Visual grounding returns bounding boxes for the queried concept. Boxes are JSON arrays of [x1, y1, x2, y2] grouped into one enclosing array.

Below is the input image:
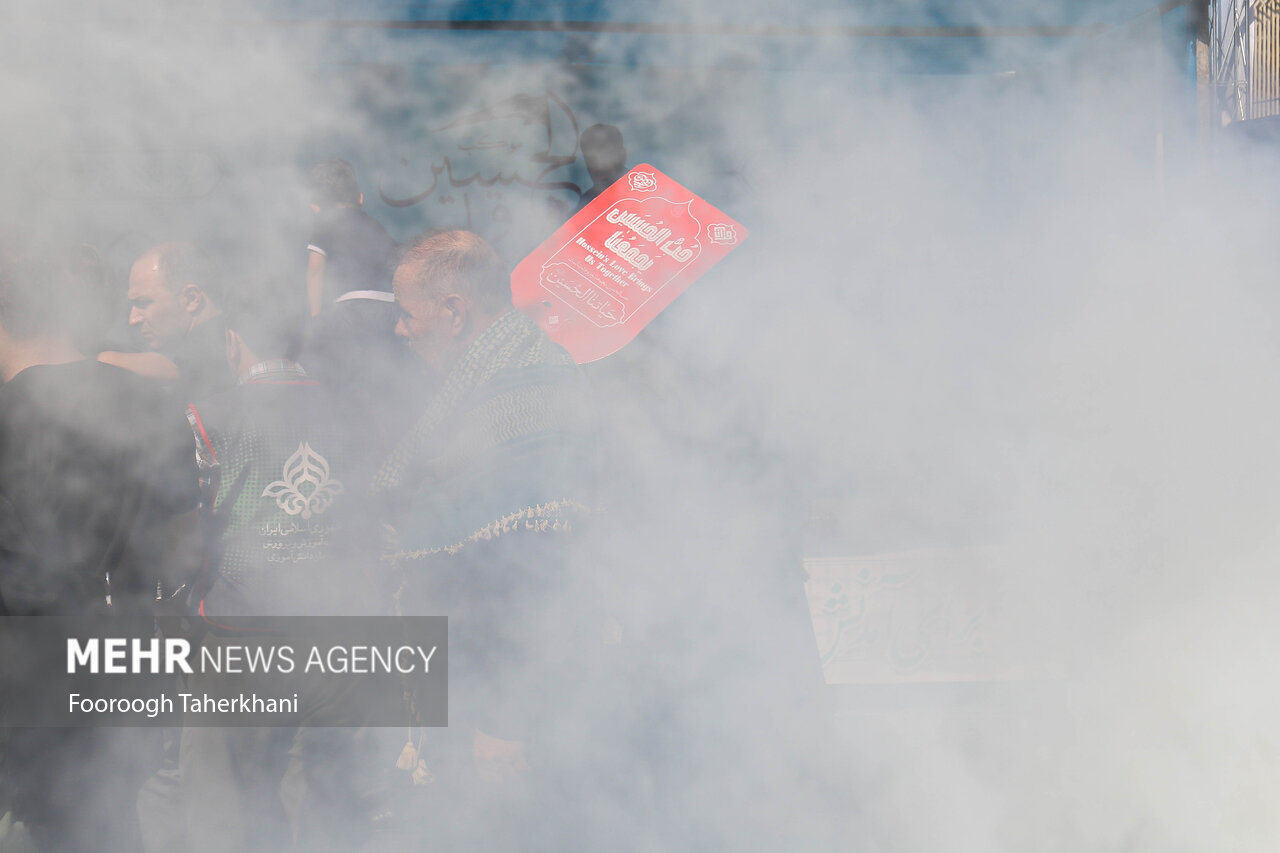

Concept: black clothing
[[0, 360, 198, 853], [300, 293, 428, 468], [172, 633, 374, 853], [170, 315, 234, 403], [307, 207, 400, 303], [0, 360, 198, 617], [572, 186, 605, 215]]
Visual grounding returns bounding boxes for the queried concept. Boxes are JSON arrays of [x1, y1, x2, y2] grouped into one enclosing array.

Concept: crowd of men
[[0, 159, 604, 852]]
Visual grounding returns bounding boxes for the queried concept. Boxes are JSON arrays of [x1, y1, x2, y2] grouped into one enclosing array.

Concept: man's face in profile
[[127, 255, 188, 352], [393, 261, 453, 375]]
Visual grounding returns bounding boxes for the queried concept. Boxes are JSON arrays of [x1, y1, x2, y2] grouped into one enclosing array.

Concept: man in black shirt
[[305, 158, 400, 316], [572, 124, 627, 214], [99, 241, 234, 403], [300, 288, 429, 468], [0, 239, 200, 853]]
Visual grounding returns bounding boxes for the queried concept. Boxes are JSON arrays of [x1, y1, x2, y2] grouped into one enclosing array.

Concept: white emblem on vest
[[262, 442, 345, 520]]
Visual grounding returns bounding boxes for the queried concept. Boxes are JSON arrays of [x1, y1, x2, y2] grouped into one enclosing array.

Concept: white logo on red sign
[[708, 223, 738, 245], [628, 172, 658, 192]]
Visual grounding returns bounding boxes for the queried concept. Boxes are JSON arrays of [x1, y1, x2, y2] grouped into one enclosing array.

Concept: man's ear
[[179, 284, 205, 316], [441, 294, 469, 336]]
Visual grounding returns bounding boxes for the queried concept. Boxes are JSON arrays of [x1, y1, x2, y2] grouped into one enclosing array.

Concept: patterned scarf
[[373, 311, 595, 561]]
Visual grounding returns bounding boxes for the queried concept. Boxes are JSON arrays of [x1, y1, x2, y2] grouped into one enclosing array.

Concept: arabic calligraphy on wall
[[376, 91, 584, 251]]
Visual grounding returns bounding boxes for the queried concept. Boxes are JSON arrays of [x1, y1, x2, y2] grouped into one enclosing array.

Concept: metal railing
[[1211, 0, 1280, 121]]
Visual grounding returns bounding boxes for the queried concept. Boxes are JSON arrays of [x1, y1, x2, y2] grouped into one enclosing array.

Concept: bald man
[[126, 242, 221, 352], [100, 241, 233, 400]]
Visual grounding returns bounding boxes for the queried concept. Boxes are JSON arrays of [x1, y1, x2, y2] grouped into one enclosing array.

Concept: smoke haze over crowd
[[2, 0, 1280, 850]]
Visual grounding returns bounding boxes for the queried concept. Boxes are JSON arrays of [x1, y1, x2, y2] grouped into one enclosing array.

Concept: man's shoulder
[[0, 362, 196, 506], [318, 206, 393, 241], [7, 358, 128, 389], [477, 361, 581, 400], [193, 379, 346, 436], [342, 208, 399, 261], [4, 360, 174, 416], [346, 206, 393, 234], [186, 381, 242, 422], [189, 377, 311, 418]]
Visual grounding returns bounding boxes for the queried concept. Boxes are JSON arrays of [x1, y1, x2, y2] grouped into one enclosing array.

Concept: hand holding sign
[[511, 164, 747, 363]]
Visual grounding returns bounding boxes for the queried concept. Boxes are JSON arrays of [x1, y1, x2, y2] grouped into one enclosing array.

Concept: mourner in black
[[0, 238, 199, 853]]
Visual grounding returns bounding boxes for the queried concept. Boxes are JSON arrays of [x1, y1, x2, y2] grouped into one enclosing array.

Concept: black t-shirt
[[0, 361, 199, 617], [307, 207, 400, 303], [301, 296, 429, 464]]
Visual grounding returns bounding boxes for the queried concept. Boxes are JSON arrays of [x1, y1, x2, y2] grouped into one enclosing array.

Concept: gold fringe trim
[[386, 500, 598, 564]]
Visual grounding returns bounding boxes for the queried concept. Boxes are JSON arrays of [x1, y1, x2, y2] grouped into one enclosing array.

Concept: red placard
[[512, 164, 747, 363]]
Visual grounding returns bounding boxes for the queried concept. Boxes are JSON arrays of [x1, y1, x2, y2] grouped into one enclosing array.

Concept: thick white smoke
[[3, 0, 1280, 850]]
